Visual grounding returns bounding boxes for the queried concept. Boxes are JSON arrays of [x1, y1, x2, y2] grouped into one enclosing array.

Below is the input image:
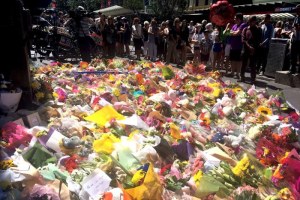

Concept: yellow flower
[[36, 130, 47, 137], [277, 188, 294, 200], [207, 83, 222, 98], [233, 87, 243, 93], [257, 106, 272, 116], [212, 88, 221, 98], [35, 92, 45, 101], [109, 74, 115, 82], [193, 170, 203, 187], [263, 147, 270, 157], [0, 160, 14, 170], [53, 92, 59, 99], [208, 82, 220, 88], [139, 85, 146, 92], [31, 81, 41, 90], [232, 154, 250, 177], [196, 75, 203, 80], [93, 133, 120, 154], [131, 169, 146, 185], [112, 88, 121, 97], [169, 123, 183, 139]]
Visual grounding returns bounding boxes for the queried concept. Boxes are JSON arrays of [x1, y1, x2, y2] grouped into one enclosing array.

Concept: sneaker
[[259, 71, 264, 76], [250, 80, 256, 85], [237, 78, 245, 83]]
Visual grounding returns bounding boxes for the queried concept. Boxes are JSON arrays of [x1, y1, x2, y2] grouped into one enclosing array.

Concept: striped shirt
[[78, 17, 93, 37]]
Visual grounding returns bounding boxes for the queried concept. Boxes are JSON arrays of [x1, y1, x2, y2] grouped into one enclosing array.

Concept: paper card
[[99, 98, 112, 106], [13, 118, 25, 126], [0, 169, 25, 183], [204, 147, 236, 166], [45, 130, 67, 153], [82, 169, 111, 199], [26, 112, 42, 128], [11, 160, 37, 178]]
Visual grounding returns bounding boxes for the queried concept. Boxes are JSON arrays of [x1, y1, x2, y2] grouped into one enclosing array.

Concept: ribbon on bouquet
[[73, 70, 129, 75]]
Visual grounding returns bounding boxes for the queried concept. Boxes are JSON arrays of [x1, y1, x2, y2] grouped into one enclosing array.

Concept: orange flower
[[79, 61, 89, 69], [273, 164, 284, 179], [272, 133, 281, 142]]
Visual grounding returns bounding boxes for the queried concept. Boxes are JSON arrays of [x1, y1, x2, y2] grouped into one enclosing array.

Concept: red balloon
[[210, 0, 235, 26]]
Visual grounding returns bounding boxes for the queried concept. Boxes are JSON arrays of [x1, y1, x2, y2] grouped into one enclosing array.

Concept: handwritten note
[[82, 169, 111, 199], [13, 118, 25, 126], [45, 130, 67, 153], [26, 112, 41, 127]]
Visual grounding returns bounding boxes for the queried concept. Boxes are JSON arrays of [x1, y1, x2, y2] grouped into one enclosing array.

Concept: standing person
[[200, 29, 213, 65], [132, 17, 143, 60], [179, 20, 189, 65], [200, 20, 208, 34], [122, 17, 131, 58], [148, 19, 159, 62], [174, 18, 182, 65], [241, 16, 262, 84], [75, 6, 94, 62], [274, 21, 283, 38], [143, 21, 150, 60], [157, 21, 167, 61], [290, 4, 300, 74], [212, 28, 223, 71], [188, 21, 195, 42], [230, 13, 248, 79], [257, 14, 274, 76], [163, 20, 170, 62], [191, 23, 203, 64], [95, 13, 106, 56], [115, 17, 124, 56], [166, 20, 178, 64], [223, 22, 233, 75], [103, 16, 117, 58]]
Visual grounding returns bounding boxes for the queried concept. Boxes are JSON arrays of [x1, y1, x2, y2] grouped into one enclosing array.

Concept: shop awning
[[94, 5, 133, 17], [244, 12, 295, 20]]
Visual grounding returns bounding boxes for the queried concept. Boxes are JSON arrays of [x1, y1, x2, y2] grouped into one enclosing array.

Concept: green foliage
[[150, 0, 189, 19], [56, 0, 101, 12], [123, 0, 144, 12]]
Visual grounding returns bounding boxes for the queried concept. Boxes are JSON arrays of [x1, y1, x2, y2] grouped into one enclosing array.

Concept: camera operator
[[70, 6, 94, 62]]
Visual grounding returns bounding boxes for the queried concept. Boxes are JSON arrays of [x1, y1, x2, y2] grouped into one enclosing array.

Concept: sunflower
[[233, 87, 243, 94], [257, 106, 273, 116]]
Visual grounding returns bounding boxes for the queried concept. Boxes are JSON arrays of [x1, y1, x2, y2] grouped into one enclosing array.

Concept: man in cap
[[74, 6, 94, 62]]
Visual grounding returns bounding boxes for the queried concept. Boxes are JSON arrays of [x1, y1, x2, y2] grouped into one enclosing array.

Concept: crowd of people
[[39, 5, 300, 84]]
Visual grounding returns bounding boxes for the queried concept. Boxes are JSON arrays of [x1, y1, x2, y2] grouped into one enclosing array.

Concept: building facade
[[186, 0, 300, 14]]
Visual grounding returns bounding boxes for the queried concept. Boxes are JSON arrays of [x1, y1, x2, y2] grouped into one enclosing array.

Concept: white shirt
[[132, 24, 142, 39], [192, 32, 204, 47]]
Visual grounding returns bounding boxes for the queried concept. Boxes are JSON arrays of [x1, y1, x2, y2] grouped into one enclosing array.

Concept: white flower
[[181, 131, 192, 138], [239, 112, 246, 119], [222, 106, 232, 116], [248, 125, 263, 139]]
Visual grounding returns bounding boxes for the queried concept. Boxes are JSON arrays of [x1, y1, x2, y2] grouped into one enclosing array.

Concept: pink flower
[[1, 122, 32, 152], [247, 85, 256, 96], [55, 88, 67, 102]]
